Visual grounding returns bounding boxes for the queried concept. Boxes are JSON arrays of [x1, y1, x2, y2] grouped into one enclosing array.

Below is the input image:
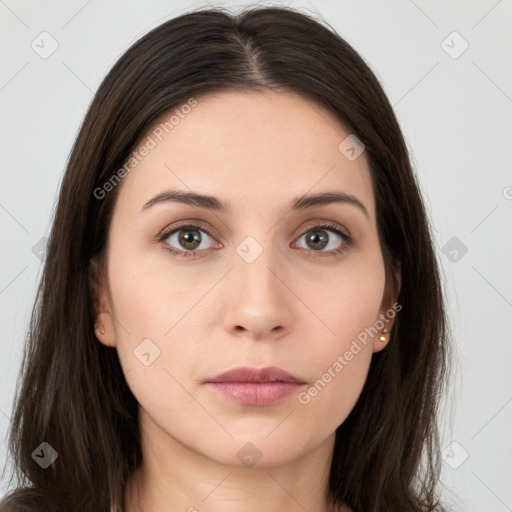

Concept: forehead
[[116, 90, 375, 219]]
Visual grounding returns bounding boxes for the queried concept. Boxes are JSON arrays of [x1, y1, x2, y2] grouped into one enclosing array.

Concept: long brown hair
[[1, 5, 453, 511]]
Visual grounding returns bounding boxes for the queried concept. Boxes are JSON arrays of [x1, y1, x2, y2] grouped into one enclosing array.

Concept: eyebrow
[[141, 189, 369, 219]]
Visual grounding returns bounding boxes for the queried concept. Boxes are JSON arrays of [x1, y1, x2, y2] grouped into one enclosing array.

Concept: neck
[[122, 408, 346, 512]]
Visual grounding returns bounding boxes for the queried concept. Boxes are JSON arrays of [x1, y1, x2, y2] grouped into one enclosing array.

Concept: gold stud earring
[[379, 328, 389, 343]]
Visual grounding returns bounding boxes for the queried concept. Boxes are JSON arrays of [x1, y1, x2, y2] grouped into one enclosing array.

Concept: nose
[[221, 245, 294, 341]]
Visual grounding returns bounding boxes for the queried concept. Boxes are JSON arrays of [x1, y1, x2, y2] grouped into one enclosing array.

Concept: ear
[[372, 264, 401, 353], [89, 257, 117, 348]]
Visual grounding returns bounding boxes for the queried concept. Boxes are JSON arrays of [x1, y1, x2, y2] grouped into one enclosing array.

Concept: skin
[[94, 90, 401, 512]]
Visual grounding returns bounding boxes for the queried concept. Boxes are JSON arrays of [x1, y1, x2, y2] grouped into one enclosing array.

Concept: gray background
[[1, 0, 511, 510]]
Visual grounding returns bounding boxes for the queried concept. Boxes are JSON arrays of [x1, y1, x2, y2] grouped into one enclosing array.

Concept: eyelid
[[158, 219, 351, 242], [296, 219, 352, 240], [157, 219, 220, 243], [158, 219, 353, 256], [291, 220, 353, 256]]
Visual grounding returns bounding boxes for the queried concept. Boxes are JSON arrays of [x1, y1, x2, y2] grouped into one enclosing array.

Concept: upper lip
[[204, 365, 306, 384]]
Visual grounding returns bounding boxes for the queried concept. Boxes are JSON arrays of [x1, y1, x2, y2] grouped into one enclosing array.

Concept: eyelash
[[158, 221, 353, 259]]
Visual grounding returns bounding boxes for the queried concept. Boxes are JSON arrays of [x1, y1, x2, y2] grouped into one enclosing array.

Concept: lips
[[204, 365, 306, 384], [203, 365, 307, 406]]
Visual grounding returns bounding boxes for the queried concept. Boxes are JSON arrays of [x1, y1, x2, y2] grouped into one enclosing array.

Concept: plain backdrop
[[1, 1, 511, 510]]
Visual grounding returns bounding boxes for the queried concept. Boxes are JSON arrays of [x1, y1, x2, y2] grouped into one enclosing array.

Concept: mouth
[[203, 365, 306, 406]]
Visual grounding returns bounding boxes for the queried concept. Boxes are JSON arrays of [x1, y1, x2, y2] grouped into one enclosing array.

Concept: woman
[[1, 5, 452, 512]]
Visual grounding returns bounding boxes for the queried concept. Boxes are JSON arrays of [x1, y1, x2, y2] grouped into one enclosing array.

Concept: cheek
[[291, 254, 384, 423], [107, 240, 209, 338], [296, 249, 385, 351], [105, 246, 217, 401], [107, 255, 208, 433]]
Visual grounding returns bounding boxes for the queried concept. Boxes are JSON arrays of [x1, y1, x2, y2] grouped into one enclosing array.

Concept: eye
[[158, 221, 352, 258], [159, 223, 220, 258], [293, 222, 352, 256]]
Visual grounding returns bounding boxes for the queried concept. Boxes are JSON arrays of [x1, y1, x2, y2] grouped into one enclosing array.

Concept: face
[[94, 90, 400, 469]]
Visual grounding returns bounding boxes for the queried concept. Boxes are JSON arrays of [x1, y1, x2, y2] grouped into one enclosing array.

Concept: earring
[[378, 328, 389, 343], [95, 325, 105, 335]]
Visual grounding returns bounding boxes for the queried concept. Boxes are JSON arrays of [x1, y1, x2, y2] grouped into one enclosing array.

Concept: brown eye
[[304, 229, 329, 250], [163, 225, 215, 254], [294, 224, 351, 255], [177, 228, 203, 250]]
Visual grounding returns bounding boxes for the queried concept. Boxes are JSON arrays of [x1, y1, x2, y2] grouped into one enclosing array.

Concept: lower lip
[[205, 381, 304, 406]]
